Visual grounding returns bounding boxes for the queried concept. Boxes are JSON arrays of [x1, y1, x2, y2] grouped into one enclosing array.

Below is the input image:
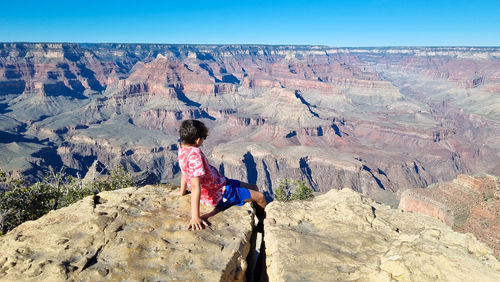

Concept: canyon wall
[[0, 43, 499, 199], [399, 174, 500, 259]]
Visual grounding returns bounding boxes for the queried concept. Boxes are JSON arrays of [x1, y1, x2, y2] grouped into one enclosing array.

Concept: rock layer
[[0, 185, 254, 281], [399, 174, 500, 260], [0, 43, 499, 198], [265, 188, 500, 281]]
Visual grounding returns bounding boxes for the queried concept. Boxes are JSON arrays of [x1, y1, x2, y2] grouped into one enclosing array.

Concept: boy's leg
[[230, 180, 266, 225], [238, 181, 259, 191], [240, 184, 266, 232], [245, 189, 267, 209], [238, 181, 266, 208]]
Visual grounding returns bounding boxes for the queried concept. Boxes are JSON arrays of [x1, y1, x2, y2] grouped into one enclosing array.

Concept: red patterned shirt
[[178, 145, 226, 206]]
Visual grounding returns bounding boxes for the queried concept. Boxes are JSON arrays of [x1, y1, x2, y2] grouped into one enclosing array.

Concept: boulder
[[0, 185, 254, 281], [265, 188, 500, 281]]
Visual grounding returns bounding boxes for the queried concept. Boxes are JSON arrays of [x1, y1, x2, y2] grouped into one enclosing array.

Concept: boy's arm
[[170, 173, 188, 196], [188, 176, 208, 230], [179, 173, 188, 195]]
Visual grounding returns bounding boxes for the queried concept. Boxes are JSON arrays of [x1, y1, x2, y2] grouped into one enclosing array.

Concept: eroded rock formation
[[399, 174, 500, 260], [265, 188, 500, 281], [0, 185, 254, 281], [0, 43, 499, 199]]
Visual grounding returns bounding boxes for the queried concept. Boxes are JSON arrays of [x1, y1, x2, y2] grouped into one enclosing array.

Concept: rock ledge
[[0, 185, 254, 281], [265, 188, 500, 281]]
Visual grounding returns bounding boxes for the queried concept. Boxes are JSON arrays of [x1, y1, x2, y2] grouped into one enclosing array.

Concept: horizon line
[[1, 42, 500, 49]]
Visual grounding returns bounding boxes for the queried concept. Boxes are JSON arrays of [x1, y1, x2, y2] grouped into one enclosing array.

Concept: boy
[[171, 119, 267, 231]]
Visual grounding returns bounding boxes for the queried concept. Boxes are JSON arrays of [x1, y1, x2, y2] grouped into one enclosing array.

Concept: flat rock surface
[[0, 185, 254, 281], [265, 188, 500, 281]]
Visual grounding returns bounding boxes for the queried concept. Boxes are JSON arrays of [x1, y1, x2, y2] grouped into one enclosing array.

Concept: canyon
[[0, 43, 499, 203]]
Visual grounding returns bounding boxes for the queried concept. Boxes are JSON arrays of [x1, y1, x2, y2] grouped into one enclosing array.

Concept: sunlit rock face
[[3, 184, 499, 281], [264, 188, 500, 281], [0, 43, 499, 198], [0, 185, 254, 281], [399, 174, 500, 260]]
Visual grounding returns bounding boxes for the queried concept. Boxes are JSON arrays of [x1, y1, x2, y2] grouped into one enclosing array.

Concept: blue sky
[[1, 0, 499, 46]]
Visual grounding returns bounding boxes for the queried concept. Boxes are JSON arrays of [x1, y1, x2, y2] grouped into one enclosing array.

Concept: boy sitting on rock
[[171, 119, 267, 231]]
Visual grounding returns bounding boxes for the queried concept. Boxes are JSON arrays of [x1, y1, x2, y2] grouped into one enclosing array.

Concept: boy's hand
[[188, 217, 209, 231]]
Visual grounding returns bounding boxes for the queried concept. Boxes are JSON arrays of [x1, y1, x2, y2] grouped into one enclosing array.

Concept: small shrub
[[0, 174, 57, 233], [291, 180, 314, 200], [58, 175, 93, 207], [274, 178, 314, 201], [0, 165, 135, 234], [275, 178, 292, 201]]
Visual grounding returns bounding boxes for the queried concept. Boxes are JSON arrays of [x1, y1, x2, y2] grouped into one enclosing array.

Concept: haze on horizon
[[1, 0, 499, 47]]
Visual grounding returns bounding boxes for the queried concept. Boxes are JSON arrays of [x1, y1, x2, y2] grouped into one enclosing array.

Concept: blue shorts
[[217, 179, 251, 207]]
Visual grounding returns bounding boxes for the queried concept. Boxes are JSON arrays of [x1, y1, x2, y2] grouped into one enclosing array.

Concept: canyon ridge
[[0, 43, 499, 203]]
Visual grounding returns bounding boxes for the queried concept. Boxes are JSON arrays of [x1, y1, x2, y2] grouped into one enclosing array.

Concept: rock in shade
[[264, 188, 500, 281], [0, 185, 254, 281]]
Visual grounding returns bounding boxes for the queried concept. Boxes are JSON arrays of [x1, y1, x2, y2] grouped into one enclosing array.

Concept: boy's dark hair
[[179, 119, 208, 145]]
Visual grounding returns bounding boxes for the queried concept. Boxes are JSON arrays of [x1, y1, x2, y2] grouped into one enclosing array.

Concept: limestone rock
[[265, 188, 500, 281], [399, 174, 500, 260], [0, 185, 254, 281]]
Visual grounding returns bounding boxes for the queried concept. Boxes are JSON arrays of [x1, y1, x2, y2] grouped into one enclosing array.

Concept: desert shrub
[[0, 166, 135, 234], [58, 175, 93, 207], [274, 178, 314, 201], [291, 180, 314, 200], [0, 177, 58, 233], [90, 165, 135, 193], [274, 178, 292, 201]]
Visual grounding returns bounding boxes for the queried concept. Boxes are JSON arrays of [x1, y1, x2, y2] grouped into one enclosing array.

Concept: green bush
[[0, 178, 58, 233], [291, 180, 314, 200], [274, 178, 292, 201], [0, 165, 135, 234], [274, 178, 314, 201]]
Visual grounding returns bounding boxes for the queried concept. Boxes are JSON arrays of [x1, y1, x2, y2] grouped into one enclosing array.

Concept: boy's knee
[[250, 190, 263, 201], [257, 191, 266, 203]]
